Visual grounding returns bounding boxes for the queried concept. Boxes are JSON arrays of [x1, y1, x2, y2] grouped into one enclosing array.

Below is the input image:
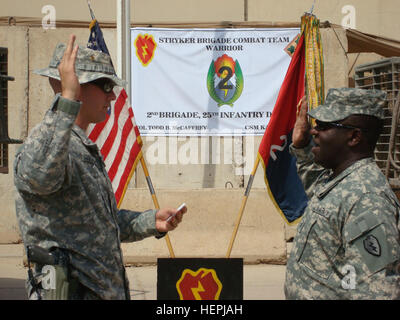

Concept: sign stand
[[157, 258, 243, 300]]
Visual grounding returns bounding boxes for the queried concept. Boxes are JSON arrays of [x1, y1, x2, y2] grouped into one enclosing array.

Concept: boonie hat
[[33, 43, 125, 87], [308, 88, 386, 122]]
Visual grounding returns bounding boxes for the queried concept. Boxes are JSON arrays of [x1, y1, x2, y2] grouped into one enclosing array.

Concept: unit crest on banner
[[134, 33, 157, 66], [207, 54, 244, 107], [284, 33, 301, 57]]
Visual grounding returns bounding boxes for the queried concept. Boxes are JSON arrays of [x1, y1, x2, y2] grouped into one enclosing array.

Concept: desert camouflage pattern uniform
[[14, 94, 163, 300], [285, 88, 400, 299]]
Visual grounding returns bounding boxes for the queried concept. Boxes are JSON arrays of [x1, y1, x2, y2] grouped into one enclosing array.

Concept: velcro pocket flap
[[345, 212, 395, 274], [346, 213, 382, 243]]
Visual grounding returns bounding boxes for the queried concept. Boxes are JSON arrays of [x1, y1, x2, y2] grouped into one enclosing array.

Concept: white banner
[[131, 28, 300, 136]]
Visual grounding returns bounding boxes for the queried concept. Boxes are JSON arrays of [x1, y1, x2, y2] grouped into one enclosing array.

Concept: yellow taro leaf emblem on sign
[[176, 268, 223, 300], [134, 34, 157, 66]]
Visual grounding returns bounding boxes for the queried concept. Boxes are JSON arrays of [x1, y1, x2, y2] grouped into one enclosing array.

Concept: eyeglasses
[[313, 120, 365, 132], [90, 78, 115, 94]]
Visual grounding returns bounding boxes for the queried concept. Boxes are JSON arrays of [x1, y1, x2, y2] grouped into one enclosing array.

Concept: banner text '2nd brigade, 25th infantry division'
[[131, 28, 300, 136]]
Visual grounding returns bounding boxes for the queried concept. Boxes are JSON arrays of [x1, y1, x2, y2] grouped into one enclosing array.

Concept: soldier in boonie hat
[[307, 87, 386, 122], [33, 42, 125, 87], [15, 35, 187, 300]]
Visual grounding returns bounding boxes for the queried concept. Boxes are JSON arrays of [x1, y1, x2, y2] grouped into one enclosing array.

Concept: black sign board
[[157, 258, 243, 300]]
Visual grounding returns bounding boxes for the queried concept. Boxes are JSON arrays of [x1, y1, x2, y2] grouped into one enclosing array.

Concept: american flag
[[86, 15, 143, 208]]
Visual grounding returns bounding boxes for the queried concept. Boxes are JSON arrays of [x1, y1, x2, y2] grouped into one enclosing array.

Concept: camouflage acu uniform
[[33, 43, 126, 86], [285, 88, 400, 299], [14, 44, 164, 300]]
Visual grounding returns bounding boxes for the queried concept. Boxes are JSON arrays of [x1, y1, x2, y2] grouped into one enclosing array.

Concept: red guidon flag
[[257, 33, 307, 225]]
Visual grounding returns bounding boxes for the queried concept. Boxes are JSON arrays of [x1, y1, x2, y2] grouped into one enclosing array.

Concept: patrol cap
[[33, 43, 126, 87], [307, 88, 386, 122]]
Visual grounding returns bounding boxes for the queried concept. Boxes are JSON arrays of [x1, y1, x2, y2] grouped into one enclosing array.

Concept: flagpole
[[139, 156, 176, 258], [87, 0, 96, 20], [124, 0, 174, 258], [226, 157, 260, 258], [116, 0, 132, 100], [116, 0, 123, 78], [124, 0, 131, 106], [115, 0, 175, 257]]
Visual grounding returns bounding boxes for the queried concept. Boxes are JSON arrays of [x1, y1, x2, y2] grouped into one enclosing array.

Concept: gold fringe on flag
[[301, 14, 325, 115]]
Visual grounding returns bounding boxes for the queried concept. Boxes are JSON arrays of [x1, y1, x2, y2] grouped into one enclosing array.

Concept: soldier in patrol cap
[[14, 35, 187, 300], [285, 87, 400, 299]]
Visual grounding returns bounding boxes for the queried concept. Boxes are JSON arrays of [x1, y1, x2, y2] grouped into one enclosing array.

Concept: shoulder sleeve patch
[[345, 213, 396, 274]]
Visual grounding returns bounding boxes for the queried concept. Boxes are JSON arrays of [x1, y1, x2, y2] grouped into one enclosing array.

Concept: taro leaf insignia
[[363, 235, 381, 257]]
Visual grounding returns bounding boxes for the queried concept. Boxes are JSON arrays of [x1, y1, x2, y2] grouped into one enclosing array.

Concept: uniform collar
[[316, 157, 374, 199], [72, 124, 99, 151]]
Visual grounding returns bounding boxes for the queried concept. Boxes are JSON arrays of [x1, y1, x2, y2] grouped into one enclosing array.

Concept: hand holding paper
[[156, 203, 187, 232]]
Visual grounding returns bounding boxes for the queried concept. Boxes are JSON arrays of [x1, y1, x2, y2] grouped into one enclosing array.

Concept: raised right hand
[[292, 96, 312, 148], [58, 34, 80, 101]]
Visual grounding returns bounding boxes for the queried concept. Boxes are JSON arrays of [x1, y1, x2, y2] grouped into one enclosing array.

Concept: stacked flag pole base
[[226, 157, 260, 258], [140, 156, 176, 258]]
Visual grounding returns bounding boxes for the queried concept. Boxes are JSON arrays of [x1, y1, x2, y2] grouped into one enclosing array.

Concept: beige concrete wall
[[28, 28, 118, 129], [320, 27, 348, 94], [121, 188, 286, 264], [133, 0, 245, 23], [248, 0, 400, 41], [0, 27, 29, 243], [1, 0, 116, 23], [2, 0, 399, 41]]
